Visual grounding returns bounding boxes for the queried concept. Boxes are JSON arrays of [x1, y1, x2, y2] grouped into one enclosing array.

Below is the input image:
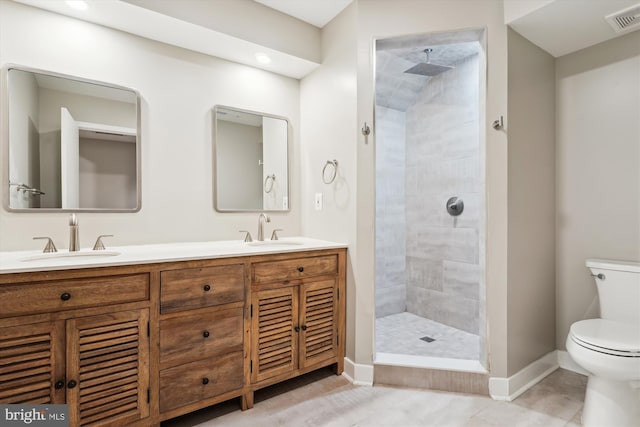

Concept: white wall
[[506, 28, 556, 375], [0, 1, 301, 250], [216, 120, 263, 210], [7, 69, 39, 209], [354, 0, 508, 376], [556, 31, 640, 350], [300, 3, 358, 361], [262, 116, 289, 210], [79, 138, 137, 209]]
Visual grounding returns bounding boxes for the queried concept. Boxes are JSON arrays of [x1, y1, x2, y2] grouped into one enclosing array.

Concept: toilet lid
[[570, 319, 640, 354]]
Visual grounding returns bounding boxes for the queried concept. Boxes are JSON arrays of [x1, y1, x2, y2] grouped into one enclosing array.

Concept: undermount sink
[[22, 250, 121, 262], [246, 240, 304, 247]]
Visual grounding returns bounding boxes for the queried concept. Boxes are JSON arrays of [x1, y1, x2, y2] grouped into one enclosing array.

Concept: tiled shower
[[374, 31, 485, 363]]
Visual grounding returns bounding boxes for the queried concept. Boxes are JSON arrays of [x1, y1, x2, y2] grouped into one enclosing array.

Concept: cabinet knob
[[203, 331, 210, 338], [297, 267, 304, 272], [67, 380, 77, 389], [60, 292, 71, 301], [294, 326, 300, 332], [301, 325, 308, 331], [203, 284, 211, 292], [202, 377, 209, 385], [54, 380, 65, 390]]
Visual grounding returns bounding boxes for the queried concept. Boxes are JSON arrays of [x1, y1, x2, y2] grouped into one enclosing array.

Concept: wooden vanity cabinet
[[246, 250, 346, 407], [0, 271, 151, 427], [0, 247, 346, 425], [157, 262, 249, 421]]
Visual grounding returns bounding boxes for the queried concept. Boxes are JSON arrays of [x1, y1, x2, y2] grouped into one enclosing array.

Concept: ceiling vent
[[605, 4, 640, 33]]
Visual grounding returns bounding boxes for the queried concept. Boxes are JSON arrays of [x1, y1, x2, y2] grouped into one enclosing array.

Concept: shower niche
[[374, 29, 486, 368]]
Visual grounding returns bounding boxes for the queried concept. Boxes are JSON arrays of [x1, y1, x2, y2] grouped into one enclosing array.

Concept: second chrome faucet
[[257, 213, 271, 241], [69, 213, 80, 252]]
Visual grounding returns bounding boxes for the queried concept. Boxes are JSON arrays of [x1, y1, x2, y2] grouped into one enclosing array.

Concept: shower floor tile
[[375, 312, 479, 360]]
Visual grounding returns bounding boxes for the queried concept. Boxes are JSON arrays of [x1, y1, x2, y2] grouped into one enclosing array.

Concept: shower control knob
[[446, 197, 464, 217]]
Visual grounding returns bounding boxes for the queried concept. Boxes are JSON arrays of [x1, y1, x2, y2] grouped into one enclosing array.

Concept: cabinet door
[[251, 287, 298, 383], [66, 309, 149, 427], [0, 321, 65, 404], [299, 279, 339, 369]]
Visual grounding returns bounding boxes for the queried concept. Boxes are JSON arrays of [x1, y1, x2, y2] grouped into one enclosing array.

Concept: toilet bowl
[[566, 259, 640, 427]]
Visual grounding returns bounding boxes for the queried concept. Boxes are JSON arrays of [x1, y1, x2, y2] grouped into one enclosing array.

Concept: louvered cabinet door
[[299, 279, 339, 369], [251, 287, 298, 383], [0, 321, 65, 404], [66, 309, 149, 427]]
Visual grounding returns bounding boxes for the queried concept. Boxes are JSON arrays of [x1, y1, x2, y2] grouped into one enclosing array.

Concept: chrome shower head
[[404, 48, 454, 77]]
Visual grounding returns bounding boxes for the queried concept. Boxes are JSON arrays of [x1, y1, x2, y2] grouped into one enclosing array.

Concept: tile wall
[[375, 106, 407, 317], [375, 52, 481, 336], [404, 54, 481, 334]]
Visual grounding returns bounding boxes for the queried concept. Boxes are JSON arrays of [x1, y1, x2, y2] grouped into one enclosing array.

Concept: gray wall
[[506, 29, 556, 375], [556, 31, 640, 351], [404, 54, 481, 335], [374, 106, 406, 318]]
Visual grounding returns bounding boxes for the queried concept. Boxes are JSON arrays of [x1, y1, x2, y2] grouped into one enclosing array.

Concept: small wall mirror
[[213, 106, 290, 212], [4, 66, 141, 212]]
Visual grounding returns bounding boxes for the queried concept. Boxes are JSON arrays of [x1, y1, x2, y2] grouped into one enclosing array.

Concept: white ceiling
[[253, 0, 353, 28], [507, 0, 640, 57]]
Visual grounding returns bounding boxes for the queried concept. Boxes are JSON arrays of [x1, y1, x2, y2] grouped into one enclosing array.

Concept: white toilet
[[566, 259, 640, 427]]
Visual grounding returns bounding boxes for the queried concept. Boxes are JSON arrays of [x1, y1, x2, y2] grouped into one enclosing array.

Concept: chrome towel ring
[[322, 160, 338, 184], [264, 174, 275, 193]]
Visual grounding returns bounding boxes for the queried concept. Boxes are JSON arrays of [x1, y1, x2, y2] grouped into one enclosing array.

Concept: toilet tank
[[586, 259, 640, 323]]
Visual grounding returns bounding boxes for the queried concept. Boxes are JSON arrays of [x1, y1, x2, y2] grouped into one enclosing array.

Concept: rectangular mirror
[[213, 105, 289, 212], [4, 66, 141, 212]]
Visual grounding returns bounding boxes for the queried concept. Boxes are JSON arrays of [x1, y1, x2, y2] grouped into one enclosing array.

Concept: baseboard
[[342, 357, 374, 386], [557, 350, 590, 376], [489, 350, 559, 401]]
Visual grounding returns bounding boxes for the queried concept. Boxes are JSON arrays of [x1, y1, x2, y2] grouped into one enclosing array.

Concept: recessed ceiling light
[[255, 53, 271, 65], [65, 0, 89, 11]]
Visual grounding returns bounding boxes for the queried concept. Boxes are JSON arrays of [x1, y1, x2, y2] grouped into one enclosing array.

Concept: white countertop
[[0, 237, 347, 275]]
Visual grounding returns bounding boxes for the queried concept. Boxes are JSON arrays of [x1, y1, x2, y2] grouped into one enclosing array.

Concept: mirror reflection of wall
[[214, 106, 289, 212], [7, 67, 140, 211]]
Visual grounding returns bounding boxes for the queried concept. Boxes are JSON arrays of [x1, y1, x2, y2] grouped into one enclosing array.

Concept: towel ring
[[264, 174, 275, 193], [322, 160, 338, 184]]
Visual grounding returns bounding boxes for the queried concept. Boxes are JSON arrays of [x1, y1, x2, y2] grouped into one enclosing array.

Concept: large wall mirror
[[4, 66, 141, 212], [213, 105, 289, 212]]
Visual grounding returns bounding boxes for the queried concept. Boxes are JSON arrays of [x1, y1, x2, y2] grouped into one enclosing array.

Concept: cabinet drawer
[[252, 255, 338, 284], [159, 351, 244, 413], [160, 307, 243, 369], [160, 264, 245, 314], [0, 274, 149, 318]]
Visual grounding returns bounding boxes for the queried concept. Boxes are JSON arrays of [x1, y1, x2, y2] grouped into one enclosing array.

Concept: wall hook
[[492, 116, 504, 130]]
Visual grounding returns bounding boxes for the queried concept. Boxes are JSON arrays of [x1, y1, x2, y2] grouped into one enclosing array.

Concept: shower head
[[404, 48, 454, 77]]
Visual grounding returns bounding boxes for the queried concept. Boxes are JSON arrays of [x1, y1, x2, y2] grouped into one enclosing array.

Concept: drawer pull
[[202, 377, 209, 385], [301, 325, 308, 331], [297, 267, 304, 272], [203, 284, 211, 292], [67, 380, 77, 389], [203, 331, 210, 338], [60, 292, 71, 301], [54, 380, 65, 390]]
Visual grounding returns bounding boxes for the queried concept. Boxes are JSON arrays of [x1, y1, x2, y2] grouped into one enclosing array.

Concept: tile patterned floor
[[376, 312, 480, 360], [162, 368, 587, 427]]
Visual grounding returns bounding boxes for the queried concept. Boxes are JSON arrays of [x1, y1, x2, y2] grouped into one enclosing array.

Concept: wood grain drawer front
[[160, 265, 245, 314], [0, 274, 150, 318], [252, 255, 338, 284], [160, 307, 243, 369], [159, 351, 244, 413]]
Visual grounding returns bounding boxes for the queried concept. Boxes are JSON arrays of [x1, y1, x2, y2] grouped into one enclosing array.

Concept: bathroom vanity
[[0, 239, 347, 426]]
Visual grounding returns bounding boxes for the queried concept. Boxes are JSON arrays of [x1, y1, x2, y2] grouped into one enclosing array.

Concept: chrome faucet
[[69, 213, 80, 251], [257, 213, 271, 241]]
